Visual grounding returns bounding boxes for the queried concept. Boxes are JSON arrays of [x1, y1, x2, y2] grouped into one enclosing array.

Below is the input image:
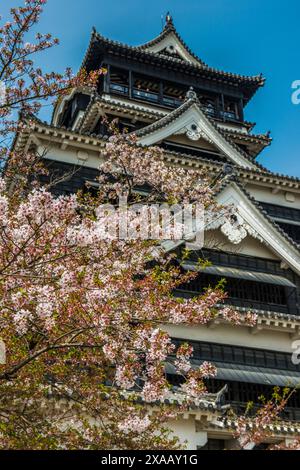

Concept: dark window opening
[[260, 203, 300, 223], [179, 273, 286, 305], [109, 67, 129, 96], [176, 273, 298, 314], [200, 439, 226, 450], [171, 339, 300, 372], [197, 91, 219, 117], [277, 222, 300, 244], [162, 80, 186, 107], [167, 374, 300, 421], [60, 93, 90, 128], [199, 93, 241, 122], [132, 73, 160, 103], [206, 379, 300, 422], [220, 98, 239, 121]]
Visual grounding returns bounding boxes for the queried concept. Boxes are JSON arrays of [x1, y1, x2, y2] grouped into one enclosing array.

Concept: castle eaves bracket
[[136, 101, 257, 170]]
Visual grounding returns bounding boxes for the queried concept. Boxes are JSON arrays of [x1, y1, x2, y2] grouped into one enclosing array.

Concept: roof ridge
[[224, 128, 272, 141], [137, 14, 207, 67]]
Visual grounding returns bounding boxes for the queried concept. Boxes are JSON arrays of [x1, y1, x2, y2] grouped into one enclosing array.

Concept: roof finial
[[185, 86, 198, 102], [165, 12, 175, 30]]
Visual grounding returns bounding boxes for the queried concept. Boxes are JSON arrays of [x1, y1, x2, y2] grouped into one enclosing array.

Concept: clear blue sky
[[3, 0, 300, 176]]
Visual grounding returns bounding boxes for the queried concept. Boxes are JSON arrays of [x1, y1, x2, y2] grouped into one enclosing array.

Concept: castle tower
[[13, 15, 300, 449]]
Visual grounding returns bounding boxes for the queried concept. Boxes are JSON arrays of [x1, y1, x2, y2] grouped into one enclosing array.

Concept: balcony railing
[[162, 95, 183, 107], [109, 83, 240, 120], [109, 83, 129, 95], [202, 105, 216, 117], [220, 109, 238, 121], [132, 88, 159, 103], [202, 106, 240, 122], [109, 83, 183, 108]]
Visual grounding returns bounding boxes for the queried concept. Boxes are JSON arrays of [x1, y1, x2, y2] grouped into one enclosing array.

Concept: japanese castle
[[13, 15, 300, 449]]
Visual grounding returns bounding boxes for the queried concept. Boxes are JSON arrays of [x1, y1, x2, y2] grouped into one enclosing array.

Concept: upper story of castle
[[52, 14, 272, 164]]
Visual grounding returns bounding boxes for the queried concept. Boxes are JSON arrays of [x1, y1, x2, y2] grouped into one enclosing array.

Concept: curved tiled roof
[[163, 147, 300, 189], [225, 128, 272, 144], [78, 94, 165, 133], [224, 418, 300, 436], [134, 96, 196, 137], [224, 129, 272, 158], [79, 94, 271, 161], [134, 93, 263, 170], [219, 304, 300, 324], [15, 111, 300, 189], [81, 28, 264, 102]]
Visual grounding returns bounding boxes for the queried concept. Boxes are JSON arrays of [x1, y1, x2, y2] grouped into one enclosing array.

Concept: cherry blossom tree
[[228, 387, 300, 450], [0, 136, 258, 448], [0, 0, 100, 178]]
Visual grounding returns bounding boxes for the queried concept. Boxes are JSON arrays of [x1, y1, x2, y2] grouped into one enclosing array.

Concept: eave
[[82, 29, 264, 104], [162, 149, 300, 191], [77, 95, 163, 134], [225, 128, 272, 158], [210, 305, 300, 337], [13, 114, 300, 193]]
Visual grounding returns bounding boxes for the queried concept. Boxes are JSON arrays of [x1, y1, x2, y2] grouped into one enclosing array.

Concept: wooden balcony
[[109, 82, 183, 109], [104, 66, 244, 121]]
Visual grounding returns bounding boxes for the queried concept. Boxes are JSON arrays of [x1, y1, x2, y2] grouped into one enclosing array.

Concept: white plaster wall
[[38, 145, 103, 169], [245, 183, 300, 209], [167, 134, 216, 151], [204, 230, 278, 260], [167, 418, 207, 450], [164, 323, 295, 354]]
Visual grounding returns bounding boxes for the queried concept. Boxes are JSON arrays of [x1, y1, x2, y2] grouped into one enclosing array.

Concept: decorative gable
[[162, 180, 300, 276], [137, 15, 205, 66], [135, 90, 257, 170], [211, 182, 300, 275]]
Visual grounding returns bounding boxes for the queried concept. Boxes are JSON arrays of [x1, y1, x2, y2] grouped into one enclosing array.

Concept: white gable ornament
[[175, 124, 213, 144], [187, 125, 212, 143], [136, 97, 256, 169], [207, 211, 263, 246], [221, 218, 248, 245]]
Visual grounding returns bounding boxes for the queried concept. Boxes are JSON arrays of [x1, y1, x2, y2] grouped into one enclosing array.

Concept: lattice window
[[277, 222, 300, 244], [179, 274, 288, 308], [172, 339, 299, 372]]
